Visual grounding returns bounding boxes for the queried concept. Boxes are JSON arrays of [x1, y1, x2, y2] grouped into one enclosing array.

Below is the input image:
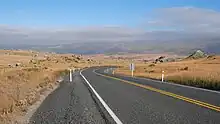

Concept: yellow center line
[[95, 72, 220, 112]]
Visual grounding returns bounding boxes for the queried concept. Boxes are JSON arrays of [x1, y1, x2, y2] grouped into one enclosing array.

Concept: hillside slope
[[0, 49, 101, 123], [116, 55, 220, 91]]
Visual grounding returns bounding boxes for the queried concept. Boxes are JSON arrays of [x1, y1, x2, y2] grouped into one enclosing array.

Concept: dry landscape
[[0, 49, 104, 123], [88, 52, 220, 91], [1, 49, 220, 123], [115, 55, 220, 90]]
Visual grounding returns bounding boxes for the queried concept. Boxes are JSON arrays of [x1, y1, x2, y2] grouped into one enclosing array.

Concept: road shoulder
[[29, 72, 107, 124]]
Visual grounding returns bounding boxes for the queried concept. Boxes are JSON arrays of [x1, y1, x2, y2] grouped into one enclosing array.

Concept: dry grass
[[0, 50, 95, 123], [2, 50, 218, 122], [116, 56, 220, 90]]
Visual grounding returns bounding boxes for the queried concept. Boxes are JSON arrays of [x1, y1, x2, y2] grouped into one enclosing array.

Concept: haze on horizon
[[0, 0, 220, 54]]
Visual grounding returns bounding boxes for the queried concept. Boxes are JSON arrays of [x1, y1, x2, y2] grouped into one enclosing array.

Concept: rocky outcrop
[[186, 50, 208, 59]]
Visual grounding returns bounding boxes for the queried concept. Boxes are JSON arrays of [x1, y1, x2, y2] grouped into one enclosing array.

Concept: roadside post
[[69, 68, 72, 82], [162, 71, 164, 82], [130, 63, 135, 77]]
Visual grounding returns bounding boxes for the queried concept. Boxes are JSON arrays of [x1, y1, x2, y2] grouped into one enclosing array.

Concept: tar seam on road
[[93, 70, 220, 112], [80, 70, 123, 124]]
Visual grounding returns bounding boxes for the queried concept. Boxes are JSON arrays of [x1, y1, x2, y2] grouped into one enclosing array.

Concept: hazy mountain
[[1, 39, 219, 55], [203, 43, 220, 54], [1, 27, 220, 55], [1, 7, 220, 55]]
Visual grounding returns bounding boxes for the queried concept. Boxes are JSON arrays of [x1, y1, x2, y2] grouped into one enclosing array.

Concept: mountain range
[[1, 38, 220, 55]]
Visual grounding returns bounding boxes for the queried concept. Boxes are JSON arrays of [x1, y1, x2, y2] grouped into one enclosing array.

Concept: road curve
[[30, 67, 220, 124], [81, 67, 220, 124]]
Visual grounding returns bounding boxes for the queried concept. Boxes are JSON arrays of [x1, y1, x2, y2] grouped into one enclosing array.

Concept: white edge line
[[80, 69, 123, 124], [95, 68, 220, 94]]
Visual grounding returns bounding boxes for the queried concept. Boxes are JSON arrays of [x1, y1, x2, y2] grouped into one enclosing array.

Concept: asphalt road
[[30, 71, 111, 124], [82, 67, 220, 124], [30, 67, 220, 124]]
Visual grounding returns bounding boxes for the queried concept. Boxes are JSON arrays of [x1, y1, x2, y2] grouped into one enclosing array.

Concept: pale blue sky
[[1, 0, 220, 45], [0, 0, 219, 27]]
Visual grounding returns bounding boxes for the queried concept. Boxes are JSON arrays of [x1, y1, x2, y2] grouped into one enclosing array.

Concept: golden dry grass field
[[1, 50, 219, 123], [115, 55, 220, 90], [0, 49, 103, 123]]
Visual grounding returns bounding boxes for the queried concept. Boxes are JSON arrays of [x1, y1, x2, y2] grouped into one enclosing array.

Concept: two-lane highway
[[81, 67, 220, 124], [30, 67, 220, 124], [30, 71, 109, 124]]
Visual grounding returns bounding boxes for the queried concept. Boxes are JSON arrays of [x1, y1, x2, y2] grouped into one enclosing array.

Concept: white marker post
[[132, 70, 134, 77], [130, 63, 135, 77], [162, 71, 164, 82], [69, 69, 72, 82]]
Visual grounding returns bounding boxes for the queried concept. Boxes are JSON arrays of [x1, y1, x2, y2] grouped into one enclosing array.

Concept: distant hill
[[186, 50, 208, 59], [1, 40, 220, 55], [203, 43, 220, 54], [41, 42, 220, 55]]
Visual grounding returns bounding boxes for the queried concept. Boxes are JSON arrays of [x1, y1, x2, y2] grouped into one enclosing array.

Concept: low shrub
[[145, 70, 155, 73], [23, 67, 40, 72], [179, 66, 189, 71], [58, 69, 69, 76], [148, 64, 156, 67]]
